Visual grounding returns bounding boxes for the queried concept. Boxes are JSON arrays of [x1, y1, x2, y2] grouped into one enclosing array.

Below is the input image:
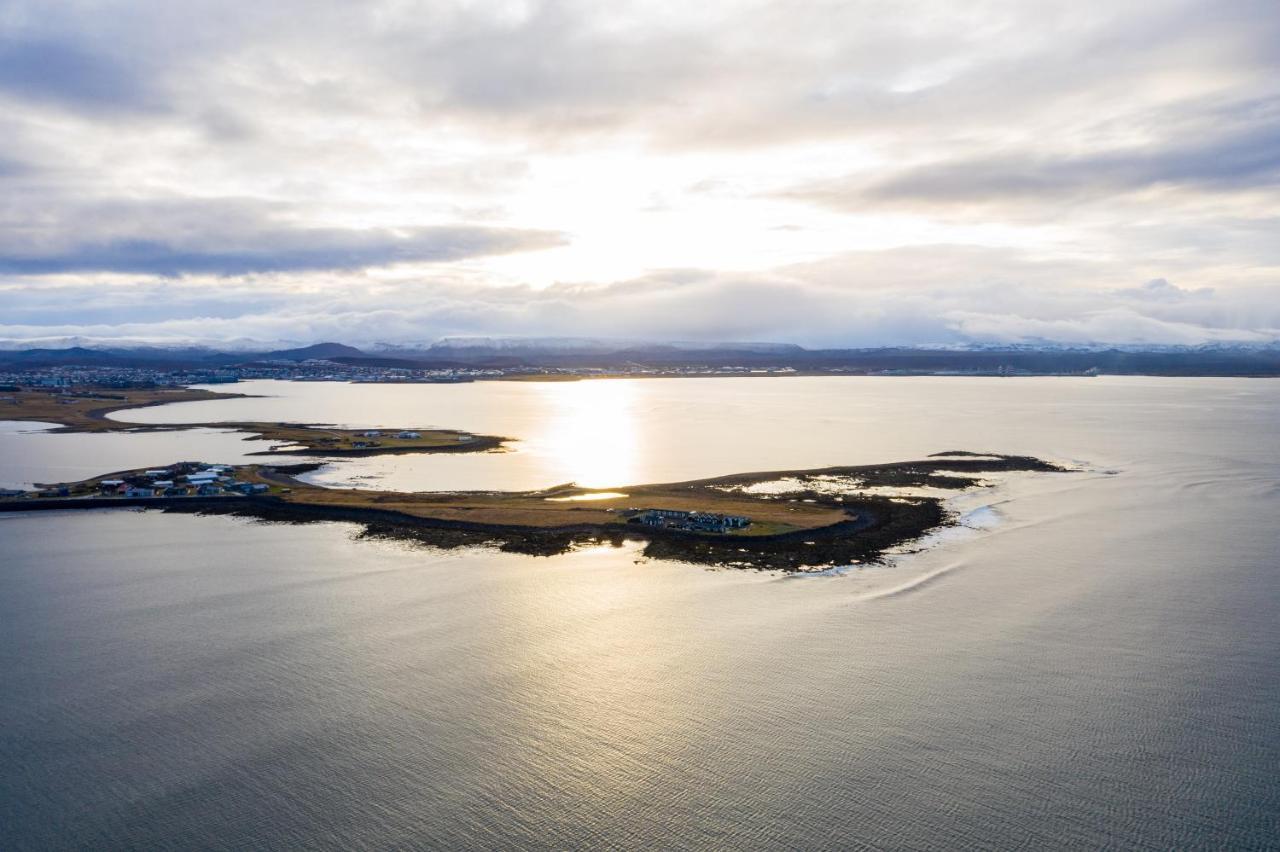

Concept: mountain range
[[2, 337, 1279, 376]]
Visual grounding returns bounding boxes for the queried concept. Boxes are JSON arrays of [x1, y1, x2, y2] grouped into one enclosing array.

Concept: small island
[[0, 451, 1070, 572]]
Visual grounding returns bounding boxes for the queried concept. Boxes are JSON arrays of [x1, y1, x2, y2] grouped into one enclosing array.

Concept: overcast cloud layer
[[0, 0, 1277, 348]]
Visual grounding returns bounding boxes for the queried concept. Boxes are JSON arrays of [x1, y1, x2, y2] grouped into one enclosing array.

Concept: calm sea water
[[2, 377, 1278, 849]]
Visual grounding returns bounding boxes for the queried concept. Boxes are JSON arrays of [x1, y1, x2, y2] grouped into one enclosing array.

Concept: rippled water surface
[[2, 377, 1278, 849]]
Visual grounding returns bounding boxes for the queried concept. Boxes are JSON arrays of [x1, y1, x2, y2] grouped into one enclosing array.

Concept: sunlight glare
[[532, 380, 640, 488]]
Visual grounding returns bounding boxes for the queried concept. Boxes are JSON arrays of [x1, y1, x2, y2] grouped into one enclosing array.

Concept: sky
[[0, 0, 1278, 349]]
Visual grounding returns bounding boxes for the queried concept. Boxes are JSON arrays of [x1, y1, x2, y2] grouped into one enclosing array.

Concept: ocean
[[2, 377, 1277, 849]]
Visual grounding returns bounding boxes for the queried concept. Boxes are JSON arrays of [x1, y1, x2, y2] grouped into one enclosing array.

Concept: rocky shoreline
[[1, 453, 1071, 572]]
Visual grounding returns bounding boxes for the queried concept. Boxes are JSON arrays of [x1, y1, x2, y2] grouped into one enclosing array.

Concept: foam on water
[[854, 561, 966, 600]]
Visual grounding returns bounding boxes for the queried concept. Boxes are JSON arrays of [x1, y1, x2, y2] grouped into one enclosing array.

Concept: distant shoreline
[[7, 340, 1280, 385]]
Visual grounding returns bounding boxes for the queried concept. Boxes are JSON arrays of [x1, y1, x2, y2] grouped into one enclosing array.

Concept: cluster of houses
[[348, 429, 476, 449], [631, 508, 751, 534], [351, 429, 425, 448], [96, 463, 269, 499], [0, 367, 238, 388]]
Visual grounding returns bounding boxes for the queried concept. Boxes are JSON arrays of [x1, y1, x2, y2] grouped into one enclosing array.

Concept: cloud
[[878, 123, 1280, 202], [780, 98, 1280, 214], [4, 1, 1273, 147], [943, 308, 1276, 347], [0, 36, 154, 112], [0, 1, 1276, 347], [2, 247, 1276, 348], [1115, 278, 1214, 302], [0, 198, 564, 275], [0, 155, 27, 177], [0, 225, 564, 276]]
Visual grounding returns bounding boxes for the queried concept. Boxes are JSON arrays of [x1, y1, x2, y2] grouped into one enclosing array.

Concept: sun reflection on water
[[531, 380, 639, 488]]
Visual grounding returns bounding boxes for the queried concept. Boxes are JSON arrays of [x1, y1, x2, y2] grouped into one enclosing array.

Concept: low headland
[[0, 387, 507, 456], [1, 449, 1070, 572], [1, 385, 1072, 571]]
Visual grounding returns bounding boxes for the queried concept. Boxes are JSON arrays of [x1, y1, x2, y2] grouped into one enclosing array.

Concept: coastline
[[0, 383, 1073, 571], [1, 453, 1071, 572], [0, 387, 510, 457]]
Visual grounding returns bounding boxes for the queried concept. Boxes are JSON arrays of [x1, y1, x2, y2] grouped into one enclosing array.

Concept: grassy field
[[9, 460, 844, 535], [222, 423, 498, 455], [0, 387, 247, 431], [251, 472, 844, 532]]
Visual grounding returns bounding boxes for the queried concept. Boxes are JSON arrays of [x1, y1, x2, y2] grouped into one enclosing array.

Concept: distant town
[[0, 361, 1108, 391], [2, 339, 1276, 385], [0, 349, 1124, 391], [0, 337, 1274, 383], [0, 361, 829, 390]]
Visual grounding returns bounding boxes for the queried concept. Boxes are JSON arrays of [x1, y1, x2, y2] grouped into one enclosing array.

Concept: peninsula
[[1, 451, 1069, 572], [0, 386, 507, 455], [1, 384, 1071, 571]]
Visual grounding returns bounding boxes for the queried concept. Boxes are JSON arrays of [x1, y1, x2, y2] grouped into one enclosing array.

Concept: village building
[[632, 509, 751, 534]]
